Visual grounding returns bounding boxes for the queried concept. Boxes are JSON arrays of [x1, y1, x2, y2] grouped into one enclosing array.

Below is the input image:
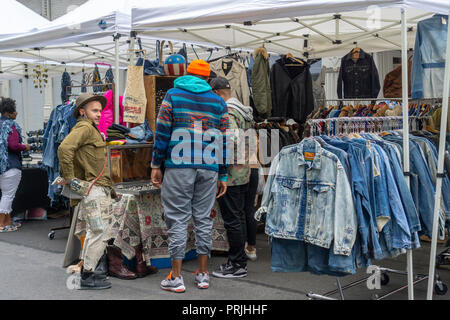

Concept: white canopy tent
[[0, 0, 49, 36], [130, 0, 449, 58], [0, 0, 448, 299], [131, 0, 449, 301]]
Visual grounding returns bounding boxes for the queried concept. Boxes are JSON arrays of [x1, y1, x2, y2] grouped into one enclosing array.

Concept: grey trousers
[[161, 168, 218, 260]]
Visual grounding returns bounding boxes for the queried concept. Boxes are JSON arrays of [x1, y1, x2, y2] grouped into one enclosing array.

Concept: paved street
[[0, 217, 449, 300]]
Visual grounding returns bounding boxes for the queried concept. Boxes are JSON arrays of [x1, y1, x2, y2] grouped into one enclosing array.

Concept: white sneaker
[[194, 271, 210, 289], [160, 272, 185, 293], [245, 248, 257, 261]]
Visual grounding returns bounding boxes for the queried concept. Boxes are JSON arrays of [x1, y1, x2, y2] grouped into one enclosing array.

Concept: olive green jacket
[[251, 47, 272, 118], [58, 118, 112, 189]]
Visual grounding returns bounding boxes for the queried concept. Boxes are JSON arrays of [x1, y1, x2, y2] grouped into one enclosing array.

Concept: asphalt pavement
[[0, 217, 449, 300]]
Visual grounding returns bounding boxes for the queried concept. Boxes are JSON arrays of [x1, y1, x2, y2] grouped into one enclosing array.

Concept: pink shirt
[[8, 126, 27, 152]]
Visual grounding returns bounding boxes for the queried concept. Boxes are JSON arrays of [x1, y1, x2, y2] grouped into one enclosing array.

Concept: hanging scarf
[[0, 118, 22, 175], [105, 67, 114, 90], [81, 71, 88, 93], [92, 65, 103, 93], [61, 70, 72, 103]]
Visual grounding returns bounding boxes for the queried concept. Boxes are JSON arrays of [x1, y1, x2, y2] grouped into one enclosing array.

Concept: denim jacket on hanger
[[257, 138, 357, 256]]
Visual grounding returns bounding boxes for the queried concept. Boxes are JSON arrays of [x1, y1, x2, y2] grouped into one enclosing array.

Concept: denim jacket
[[257, 138, 357, 256], [411, 14, 449, 99], [337, 48, 380, 99]]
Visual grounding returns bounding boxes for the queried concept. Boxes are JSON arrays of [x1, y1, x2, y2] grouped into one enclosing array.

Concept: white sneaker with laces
[[194, 271, 210, 289], [160, 272, 185, 293]]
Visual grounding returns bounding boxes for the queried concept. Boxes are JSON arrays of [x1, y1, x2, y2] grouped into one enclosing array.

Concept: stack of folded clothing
[[106, 124, 130, 144], [106, 120, 153, 145]]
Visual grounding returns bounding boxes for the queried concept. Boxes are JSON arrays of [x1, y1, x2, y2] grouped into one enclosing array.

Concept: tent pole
[[401, 8, 414, 301], [426, 12, 450, 300], [114, 33, 120, 125]]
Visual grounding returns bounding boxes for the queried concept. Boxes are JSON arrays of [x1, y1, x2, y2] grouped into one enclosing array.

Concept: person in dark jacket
[[0, 98, 30, 232]]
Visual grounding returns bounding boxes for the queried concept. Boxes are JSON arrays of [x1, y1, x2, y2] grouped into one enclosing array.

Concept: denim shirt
[[258, 138, 357, 256], [321, 137, 373, 260], [373, 144, 412, 253], [411, 14, 449, 99], [383, 135, 443, 238]]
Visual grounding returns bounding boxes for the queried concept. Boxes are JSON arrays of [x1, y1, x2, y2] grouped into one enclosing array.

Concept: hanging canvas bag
[[123, 58, 147, 124]]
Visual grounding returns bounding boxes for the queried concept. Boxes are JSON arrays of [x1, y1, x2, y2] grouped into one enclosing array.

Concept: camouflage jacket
[[227, 106, 254, 187]]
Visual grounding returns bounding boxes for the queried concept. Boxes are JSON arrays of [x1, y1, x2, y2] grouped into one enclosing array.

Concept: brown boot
[[106, 245, 138, 280], [135, 244, 158, 278]]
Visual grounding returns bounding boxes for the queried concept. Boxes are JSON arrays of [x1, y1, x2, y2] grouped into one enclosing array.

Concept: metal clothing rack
[[307, 115, 432, 136], [304, 114, 447, 299]]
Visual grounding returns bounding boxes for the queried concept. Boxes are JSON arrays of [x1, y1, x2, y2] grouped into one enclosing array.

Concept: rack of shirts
[[255, 115, 449, 299], [310, 98, 442, 133]]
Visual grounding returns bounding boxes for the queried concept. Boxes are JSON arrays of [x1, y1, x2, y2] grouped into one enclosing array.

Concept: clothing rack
[[304, 114, 446, 300], [316, 97, 443, 103], [307, 115, 431, 137]]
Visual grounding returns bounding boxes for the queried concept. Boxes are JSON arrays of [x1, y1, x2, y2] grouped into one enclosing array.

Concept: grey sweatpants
[[161, 168, 218, 260]]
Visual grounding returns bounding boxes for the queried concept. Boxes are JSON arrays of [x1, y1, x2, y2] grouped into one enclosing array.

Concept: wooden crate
[[144, 75, 179, 135]]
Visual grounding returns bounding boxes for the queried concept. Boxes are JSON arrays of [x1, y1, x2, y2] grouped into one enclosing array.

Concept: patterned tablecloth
[[110, 193, 229, 264]]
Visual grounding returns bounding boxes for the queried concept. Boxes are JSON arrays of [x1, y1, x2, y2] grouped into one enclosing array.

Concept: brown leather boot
[[135, 244, 158, 278], [106, 245, 138, 280]]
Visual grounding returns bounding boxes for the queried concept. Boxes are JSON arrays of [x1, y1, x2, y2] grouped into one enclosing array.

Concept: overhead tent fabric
[[0, 0, 49, 37], [0, 0, 131, 50], [0, 0, 49, 79], [131, 0, 447, 58], [0, 0, 229, 79]]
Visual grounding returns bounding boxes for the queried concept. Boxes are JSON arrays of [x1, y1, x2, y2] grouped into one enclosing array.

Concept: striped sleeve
[[218, 103, 230, 182], [151, 94, 173, 168]]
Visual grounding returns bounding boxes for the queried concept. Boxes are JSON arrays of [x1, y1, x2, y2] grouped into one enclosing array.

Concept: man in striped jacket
[[151, 60, 229, 293]]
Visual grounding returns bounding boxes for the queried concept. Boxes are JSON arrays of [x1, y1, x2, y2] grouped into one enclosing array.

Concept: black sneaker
[[79, 271, 112, 290], [212, 261, 247, 278]]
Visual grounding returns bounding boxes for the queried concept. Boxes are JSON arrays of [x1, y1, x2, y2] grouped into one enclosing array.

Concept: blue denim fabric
[[126, 120, 153, 144], [42, 103, 76, 206], [260, 138, 357, 255], [375, 141, 421, 236], [411, 14, 449, 99], [315, 136, 352, 184], [321, 137, 374, 261], [413, 136, 450, 218], [307, 243, 355, 276], [269, 237, 355, 276], [348, 139, 384, 259], [373, 144, 412, 251], [384, 136, 437, 237], [270, 237, 307, 272]]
